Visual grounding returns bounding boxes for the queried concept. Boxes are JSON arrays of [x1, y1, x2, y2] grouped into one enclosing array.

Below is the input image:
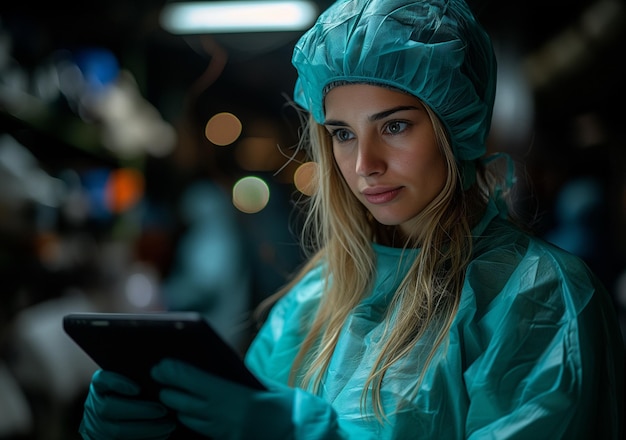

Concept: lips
[[361, 186, 403, 204]]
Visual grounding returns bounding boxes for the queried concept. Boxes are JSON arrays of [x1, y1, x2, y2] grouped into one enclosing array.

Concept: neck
[[375, 225, 410, 248]]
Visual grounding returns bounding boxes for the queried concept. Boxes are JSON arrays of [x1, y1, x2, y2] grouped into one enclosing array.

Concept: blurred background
[[0, 0, 624, 438]]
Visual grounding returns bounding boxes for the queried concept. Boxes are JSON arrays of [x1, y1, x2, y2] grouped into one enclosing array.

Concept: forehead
[[323, 84, 422, 120]]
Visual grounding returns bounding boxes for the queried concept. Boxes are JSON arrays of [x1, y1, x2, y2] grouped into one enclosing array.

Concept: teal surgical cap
[[292, 0, 497, 164]]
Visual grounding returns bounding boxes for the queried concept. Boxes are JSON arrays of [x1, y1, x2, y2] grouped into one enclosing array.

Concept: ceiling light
[[160, 1, 319, 34]]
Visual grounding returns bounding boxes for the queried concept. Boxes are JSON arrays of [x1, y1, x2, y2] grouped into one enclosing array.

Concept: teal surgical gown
[[245, 199, 625, 439]]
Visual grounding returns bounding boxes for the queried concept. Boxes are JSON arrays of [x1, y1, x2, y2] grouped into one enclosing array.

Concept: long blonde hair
[[259, 104, 498, 421]]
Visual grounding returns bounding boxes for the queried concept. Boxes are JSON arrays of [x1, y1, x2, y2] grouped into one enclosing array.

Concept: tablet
[[63, 311, 266, 399]]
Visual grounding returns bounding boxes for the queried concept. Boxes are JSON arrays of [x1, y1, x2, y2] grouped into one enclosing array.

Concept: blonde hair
[[259, 104, 501, 422]]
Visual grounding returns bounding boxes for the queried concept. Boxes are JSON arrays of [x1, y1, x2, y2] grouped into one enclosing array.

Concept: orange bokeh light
[[205, 112, 242, 146], [105, 168, 145, 213]]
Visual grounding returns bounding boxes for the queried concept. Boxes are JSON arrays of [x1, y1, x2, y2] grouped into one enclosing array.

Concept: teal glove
[[80, 369, 177, 440], [151, 358, 294, 439]]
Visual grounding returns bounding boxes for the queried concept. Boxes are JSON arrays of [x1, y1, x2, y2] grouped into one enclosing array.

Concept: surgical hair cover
[[292, 0, 497, 163]]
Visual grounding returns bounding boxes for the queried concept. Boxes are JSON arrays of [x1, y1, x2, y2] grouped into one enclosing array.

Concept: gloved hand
[[80, 369, 177, 440], [151, 358, 294, 439]]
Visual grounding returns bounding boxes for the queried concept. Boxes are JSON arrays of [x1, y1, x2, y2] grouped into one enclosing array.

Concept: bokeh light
[[232, 176, 270, 213], [125, 271, 156, 308], [294, 161, 317, 196], [105, 168, 145, 213], [205, 112, 242, 146]]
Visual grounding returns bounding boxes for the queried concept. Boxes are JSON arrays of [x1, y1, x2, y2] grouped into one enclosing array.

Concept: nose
[[355, 137, 386, 177]]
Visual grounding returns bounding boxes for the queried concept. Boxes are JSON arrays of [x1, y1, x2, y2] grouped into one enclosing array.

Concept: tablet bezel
[[63, 311, 266, 399]]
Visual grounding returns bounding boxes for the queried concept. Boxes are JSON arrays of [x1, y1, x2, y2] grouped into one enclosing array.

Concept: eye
[[330, 128, 355, 143], [384, 121, 409, 135]]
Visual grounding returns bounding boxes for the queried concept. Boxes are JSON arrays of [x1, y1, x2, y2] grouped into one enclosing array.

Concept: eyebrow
[[324, 105, 421, 126]]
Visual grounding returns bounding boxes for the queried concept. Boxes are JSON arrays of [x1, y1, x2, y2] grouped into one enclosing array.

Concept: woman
[[79, 0, 625, 438]]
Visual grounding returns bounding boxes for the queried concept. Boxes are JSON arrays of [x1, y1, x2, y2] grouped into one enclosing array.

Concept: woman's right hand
[[79, 370, 177, 440]]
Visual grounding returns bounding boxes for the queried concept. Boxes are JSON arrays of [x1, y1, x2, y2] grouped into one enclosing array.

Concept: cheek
[[392, 147, 447, 194], [414, 146, 445, 174], [424, 153, 448, 194]]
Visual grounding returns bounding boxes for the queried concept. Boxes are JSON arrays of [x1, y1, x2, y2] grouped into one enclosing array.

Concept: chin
[[371, 210, 425, 232], [370, 213, 404, 227]]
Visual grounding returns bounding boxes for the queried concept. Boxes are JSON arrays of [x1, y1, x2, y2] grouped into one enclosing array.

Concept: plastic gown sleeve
[[458, 225, 625, 439], [243, 355, 377, 440], [244, 268, 380, 440]]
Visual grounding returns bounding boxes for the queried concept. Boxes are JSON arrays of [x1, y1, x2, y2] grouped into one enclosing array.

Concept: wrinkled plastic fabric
[[292, 0, 497, 164], [245, 199, 625, 439]]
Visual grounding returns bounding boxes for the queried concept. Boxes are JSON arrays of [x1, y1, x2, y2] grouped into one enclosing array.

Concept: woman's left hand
[[150, 358, 295, 439]]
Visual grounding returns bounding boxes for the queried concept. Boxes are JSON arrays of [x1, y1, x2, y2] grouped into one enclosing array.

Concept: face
[[324, 84, 447, 236]]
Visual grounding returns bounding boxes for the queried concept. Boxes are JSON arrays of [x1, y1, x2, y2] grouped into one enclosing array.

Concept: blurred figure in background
[[158, 180, 252, 353]]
